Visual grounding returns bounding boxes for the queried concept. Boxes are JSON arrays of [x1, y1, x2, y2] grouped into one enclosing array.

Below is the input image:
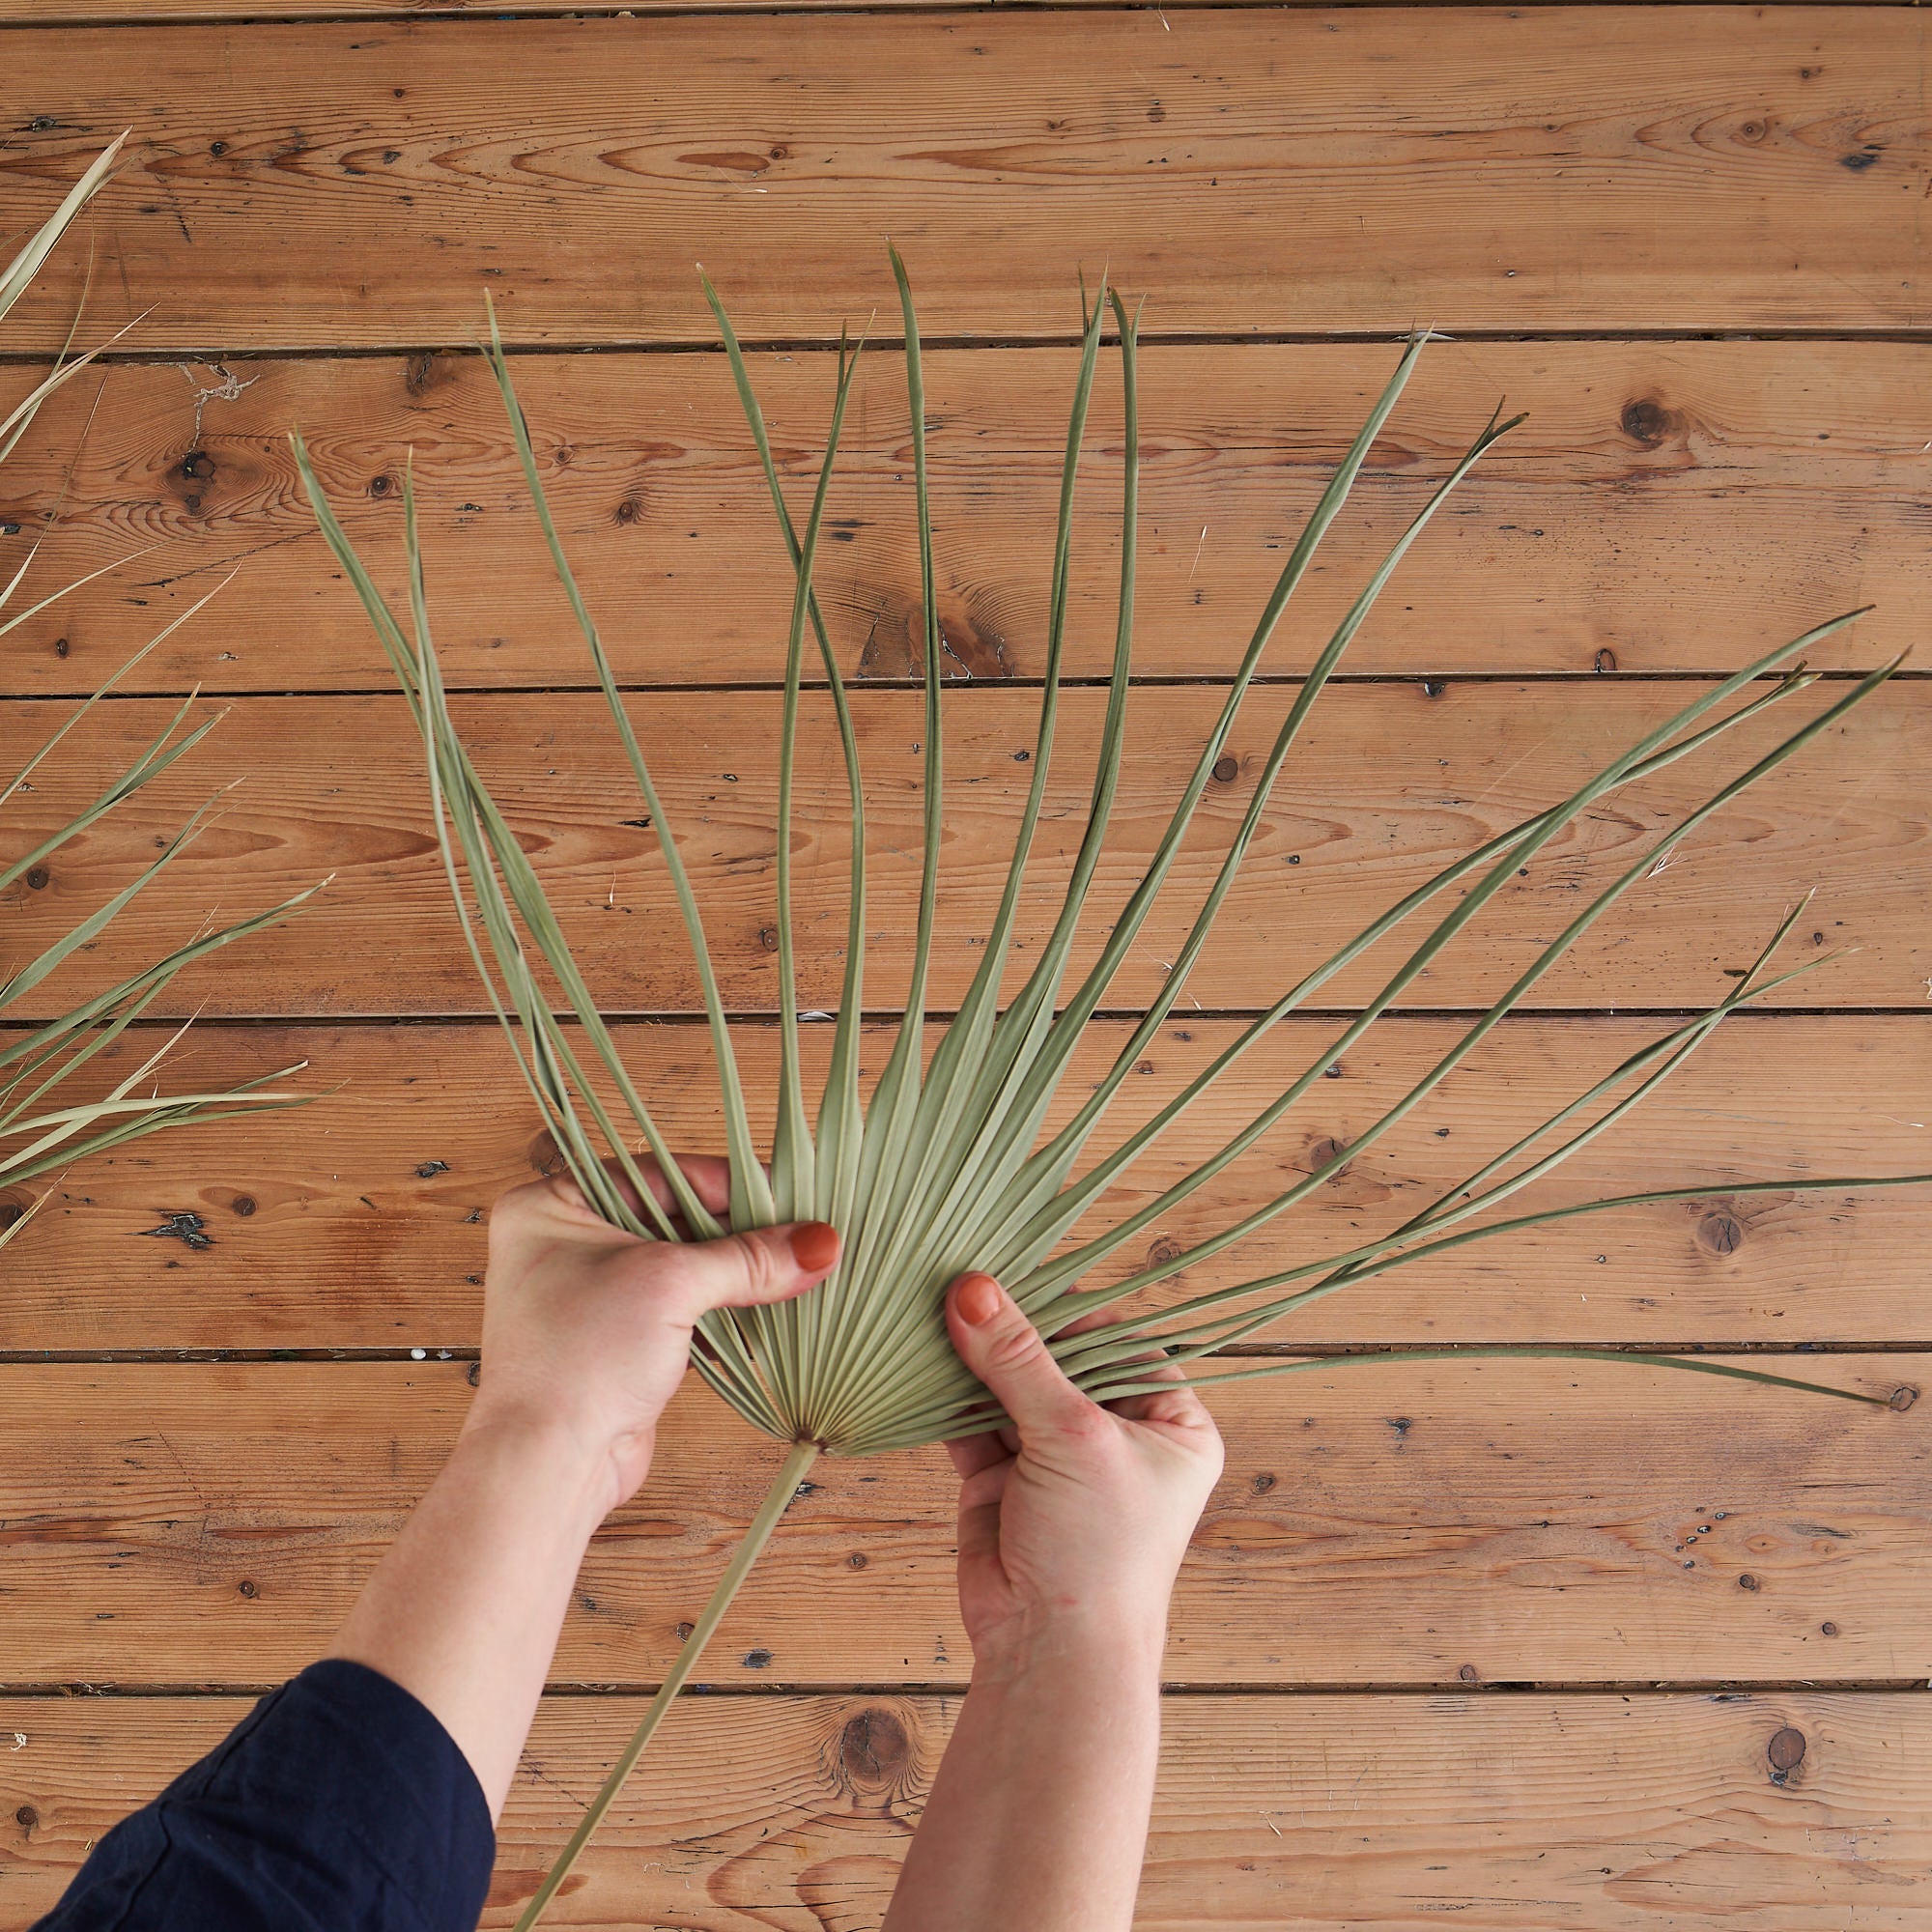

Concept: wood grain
[[2, 0, 1899, 14], [3, 680, 1926, 1019], [4, 1016, 1928, 1351], [4, 341, 1927, 695], [1, 1357, 1921, 1687], [3, 1690, 1927, 1930], [0, 12, 1925, 351]]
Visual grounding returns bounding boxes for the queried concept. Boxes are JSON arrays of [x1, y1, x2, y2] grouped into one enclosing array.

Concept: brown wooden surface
[[4, 5, 1928, 1923], [5, 680, 1926, 1020], [3, 0, 1900, 14], [4, 341, 1928, 695], [4, 1015, 1928, 1351], [4, 1690, 1927, 1930], [1, 1358, 1921, 1687], [1, 13, 1927, 352]]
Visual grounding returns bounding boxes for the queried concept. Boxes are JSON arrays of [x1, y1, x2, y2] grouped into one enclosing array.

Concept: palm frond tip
[[1, 145, 316, 1216], [299, 269, 1923, 1926]]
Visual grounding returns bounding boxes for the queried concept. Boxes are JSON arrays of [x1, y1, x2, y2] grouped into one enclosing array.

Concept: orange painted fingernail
[[955, 1272, 1004, 1326], [790, 1221, 840, 1273]]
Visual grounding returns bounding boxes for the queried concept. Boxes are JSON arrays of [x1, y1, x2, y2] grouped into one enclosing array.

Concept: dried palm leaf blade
[[298, 261, 1926, 1927], [2, 140, 318, 1245]]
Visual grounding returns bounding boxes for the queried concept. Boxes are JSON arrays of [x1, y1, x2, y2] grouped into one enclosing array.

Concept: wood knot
[[1593, 647, 1617, 674], [1696, 1210, 1743, 1256], [231, 1195, 257, 1217], [836, 1705, 913, 1799], [404, 352, 456, 400], [1738, 1572, 1760, 1591], [1146, 1236, 1184, 1268], [24, 866, 48, 891], [237, 1578, 258, 1598], [1306, 1135, 1350, 1178], [1767, 1725, 1806, 1776], [1211, 754, 1239, 783], [368, 473, 394, 498], [1888, 1384, 1918, 1412], [1458, 1662, 1480, 1684], [1619, 397, 1678, 447], [180, 449, 215, 482], [1251, 1471, 1277, 1494], [857, 588, 1011, 680], [757, 925, 780, 953], [526, 1128, 565, 1178], [15, 1805, 36, 1833]]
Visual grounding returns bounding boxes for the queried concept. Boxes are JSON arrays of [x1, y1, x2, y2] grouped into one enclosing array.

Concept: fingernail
[[790, 1221, 840, 1273], [955, 1272, 1004, 1326]]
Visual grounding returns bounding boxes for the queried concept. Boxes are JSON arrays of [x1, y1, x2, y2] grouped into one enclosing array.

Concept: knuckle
[[980, 1317, 1049, 1378], [1055, 1399, 1112, 1446], [736, 1232, 783, 1298]]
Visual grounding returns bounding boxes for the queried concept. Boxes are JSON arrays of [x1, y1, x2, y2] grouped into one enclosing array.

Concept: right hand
[[474, 1155, 840, 1516], [941, 1271, 1225, 1669]]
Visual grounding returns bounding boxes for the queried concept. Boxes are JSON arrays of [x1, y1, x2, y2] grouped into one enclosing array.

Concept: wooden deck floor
[[2, 7, 1928, 1926]]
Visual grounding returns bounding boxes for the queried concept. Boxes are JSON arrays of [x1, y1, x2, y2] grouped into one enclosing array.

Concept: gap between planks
[[1, 1678, 1928, 1698]]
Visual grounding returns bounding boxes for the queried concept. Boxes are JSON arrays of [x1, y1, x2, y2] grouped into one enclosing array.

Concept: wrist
[[970, 1603, 1169, 1694], [456, 1399, 627, 1530]]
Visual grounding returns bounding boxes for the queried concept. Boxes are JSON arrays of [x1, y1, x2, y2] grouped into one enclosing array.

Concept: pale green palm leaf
[[298, 270, 1926, 1927]]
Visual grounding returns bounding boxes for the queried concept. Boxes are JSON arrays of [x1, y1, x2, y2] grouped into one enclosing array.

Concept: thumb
[[674, 1219, 840, 1315], [946, 1271, 1096, 1438]]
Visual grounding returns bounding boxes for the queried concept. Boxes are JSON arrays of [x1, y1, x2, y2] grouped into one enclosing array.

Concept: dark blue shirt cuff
[[34, 1659, 495, 1932]]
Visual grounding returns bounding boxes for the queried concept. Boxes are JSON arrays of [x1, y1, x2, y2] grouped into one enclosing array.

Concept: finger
[[945, 1429, 1010, 1481], [945, 1272, 1099, 1440], [597, 1151, 733, 1223], [1089, 1327, 1206, 1424], [672, 1219, 841, 1315], [954, 1455, 1011, 1578], [1110, 1373, 1216, 1430], [665, 1152, 733, 1219]]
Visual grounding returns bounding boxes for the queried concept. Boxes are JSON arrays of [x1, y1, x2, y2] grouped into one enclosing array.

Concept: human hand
[[471, 1155, 840, 1516], [941, 1272, 1224, 1675]]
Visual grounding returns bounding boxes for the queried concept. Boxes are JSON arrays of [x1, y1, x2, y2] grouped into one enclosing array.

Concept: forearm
[[884, 1615, 1165, 1932], [327, 1407, 611, 1819]]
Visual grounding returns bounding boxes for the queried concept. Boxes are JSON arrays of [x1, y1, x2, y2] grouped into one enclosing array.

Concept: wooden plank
[[4, 1690, 1927, 1931], [0, 12, 1925, 351], [5, 341, 1928, 695], [4, 0, 1898, 14], [3, 681, 1926, 1019], [1, 1357, 1921, 1686], [4, 1016, 1929, 1351]]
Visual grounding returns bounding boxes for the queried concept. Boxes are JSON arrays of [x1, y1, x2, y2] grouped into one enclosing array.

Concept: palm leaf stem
[[507, 1439, 821, 1932]]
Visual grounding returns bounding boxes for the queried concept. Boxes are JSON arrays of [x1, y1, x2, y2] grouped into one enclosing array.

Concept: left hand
[[471, 1154, 840, 1515], [941, 1271, 1225, 1670]]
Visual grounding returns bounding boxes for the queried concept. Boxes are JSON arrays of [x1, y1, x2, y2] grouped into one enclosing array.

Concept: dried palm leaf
[[298, 263, 1925, 1925], [2, 143, 318, 1241]]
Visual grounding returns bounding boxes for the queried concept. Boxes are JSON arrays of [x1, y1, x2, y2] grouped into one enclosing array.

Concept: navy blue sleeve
[[33, 1659, 495, 1932]]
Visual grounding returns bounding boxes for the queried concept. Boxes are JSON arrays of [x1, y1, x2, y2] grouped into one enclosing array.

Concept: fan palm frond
[[1, 143, 319, 1240], [298, 264, 1925, 1925]]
